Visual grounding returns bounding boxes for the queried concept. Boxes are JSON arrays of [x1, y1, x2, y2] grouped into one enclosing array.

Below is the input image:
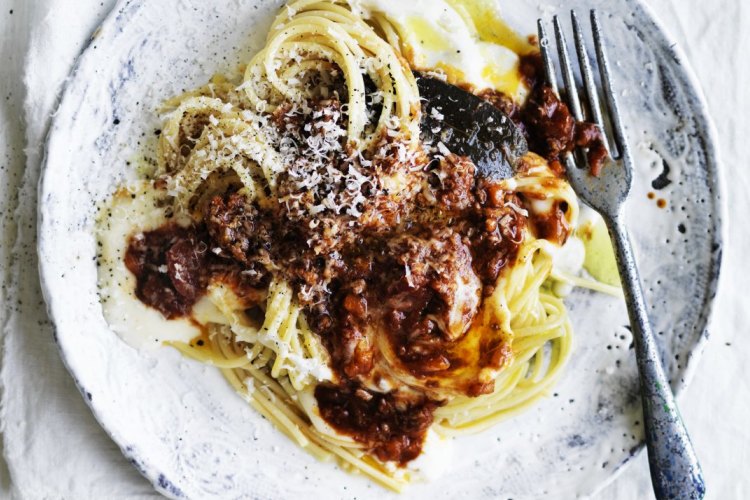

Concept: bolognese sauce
[[125, 76, 580, 463]]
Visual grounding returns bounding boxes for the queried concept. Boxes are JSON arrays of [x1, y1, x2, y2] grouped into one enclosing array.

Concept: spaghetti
[[99, 0, 613, 491]]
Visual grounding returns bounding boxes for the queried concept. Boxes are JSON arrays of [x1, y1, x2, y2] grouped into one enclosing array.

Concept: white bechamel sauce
[[406, 430, 453, 481], [97, 181, 201, 350], [550, 236, 586, 275]]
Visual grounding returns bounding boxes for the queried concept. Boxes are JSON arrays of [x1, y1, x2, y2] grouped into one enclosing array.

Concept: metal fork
[[537, 11, 705, 500]]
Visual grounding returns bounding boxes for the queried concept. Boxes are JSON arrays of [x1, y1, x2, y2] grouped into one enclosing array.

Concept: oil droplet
[[647, 192, 655, 200], [657, 198, 667, 209]]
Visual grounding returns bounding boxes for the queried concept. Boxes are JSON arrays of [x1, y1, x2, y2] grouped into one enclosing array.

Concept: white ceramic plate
[[38, 0, 723, 498]]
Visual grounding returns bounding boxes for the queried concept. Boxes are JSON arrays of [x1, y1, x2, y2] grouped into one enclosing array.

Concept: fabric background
[[0, 0, 747, 498]]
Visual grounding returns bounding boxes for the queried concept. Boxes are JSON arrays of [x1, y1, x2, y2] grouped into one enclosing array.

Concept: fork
[[537, 11, 705, 500]]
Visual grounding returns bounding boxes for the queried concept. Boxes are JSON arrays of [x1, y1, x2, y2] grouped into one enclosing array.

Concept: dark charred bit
[[416, 73, 527, 180], [124, 224, 210, 319], [314, 382, 441, 464]]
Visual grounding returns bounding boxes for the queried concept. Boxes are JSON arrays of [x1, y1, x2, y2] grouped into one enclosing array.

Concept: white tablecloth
[[0, 0, 747, 498]]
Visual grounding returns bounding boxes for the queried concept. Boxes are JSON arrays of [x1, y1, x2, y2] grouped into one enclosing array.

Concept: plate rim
[[35, 0, 725, 498]]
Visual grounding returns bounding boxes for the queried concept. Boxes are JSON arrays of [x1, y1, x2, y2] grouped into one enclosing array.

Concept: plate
[[38, 0, 723, 498]]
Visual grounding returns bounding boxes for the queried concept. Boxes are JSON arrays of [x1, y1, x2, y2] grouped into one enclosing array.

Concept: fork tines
[[537, 10, 629, 164]]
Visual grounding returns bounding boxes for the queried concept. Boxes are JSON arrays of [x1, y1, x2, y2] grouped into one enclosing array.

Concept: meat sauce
[[124, 223, 267, 319], [125, 59, 582, 464], [482, 52, 609, 176], [522, 87, 608, 176], [315, 382, 440, 464], [299, 157, 525, 390], [124, 225, 209, 319], [126, 158, 526, 461], [530, 200, 571, 246]]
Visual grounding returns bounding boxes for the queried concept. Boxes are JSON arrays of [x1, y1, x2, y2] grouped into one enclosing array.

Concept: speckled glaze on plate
[[37, 0, 723, 498]]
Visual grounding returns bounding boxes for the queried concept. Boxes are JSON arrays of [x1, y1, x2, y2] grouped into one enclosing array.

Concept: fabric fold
[[1, 0, 154, 498]]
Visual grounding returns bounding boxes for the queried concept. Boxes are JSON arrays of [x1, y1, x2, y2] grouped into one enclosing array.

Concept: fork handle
[[603, 214, 705, 500]]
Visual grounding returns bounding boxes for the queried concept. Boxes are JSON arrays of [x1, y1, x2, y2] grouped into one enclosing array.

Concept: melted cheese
[[349, 0, 530, 99]]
